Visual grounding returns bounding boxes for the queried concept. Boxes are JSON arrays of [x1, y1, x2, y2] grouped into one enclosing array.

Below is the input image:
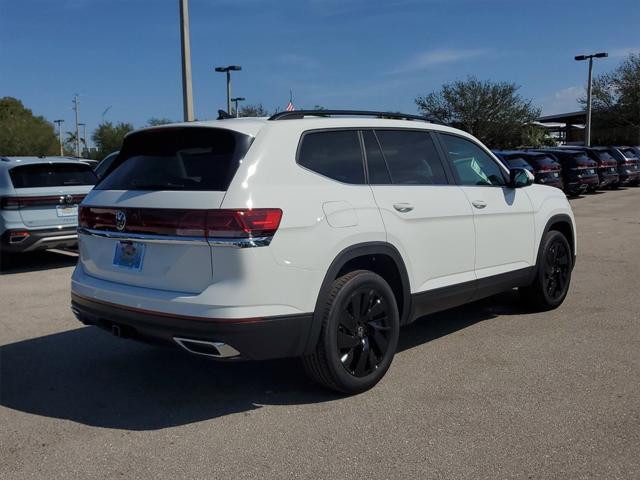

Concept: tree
[[585, 53, 640, 144], [0, 97, 59, 156], [146, 117, 173, 126], [415, 76, 541, 148], [239, 103, 269, 117], [91, 121, 134, 159]]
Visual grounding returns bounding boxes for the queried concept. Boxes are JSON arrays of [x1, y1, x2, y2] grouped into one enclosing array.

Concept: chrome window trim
[[78, 227, 272, 248]]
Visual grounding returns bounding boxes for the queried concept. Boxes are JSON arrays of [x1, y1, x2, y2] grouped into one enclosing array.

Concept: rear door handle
[[393, 203, 414, 213], [472, 200, 487, 209]]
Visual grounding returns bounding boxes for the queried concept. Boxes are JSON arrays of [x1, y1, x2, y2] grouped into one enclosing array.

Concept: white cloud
[[388, 48, 492, 74], [540, 85, 584, 116], [608, 47, 640, 58]]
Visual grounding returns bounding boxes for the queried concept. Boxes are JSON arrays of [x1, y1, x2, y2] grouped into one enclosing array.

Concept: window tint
[[298, 130, 364, 184], [375, 130, 448, 185], [362, 130, 391, 184], [97, 127, 252, 191], [440, 134, 506, 186], [9, 163, 96, 188]]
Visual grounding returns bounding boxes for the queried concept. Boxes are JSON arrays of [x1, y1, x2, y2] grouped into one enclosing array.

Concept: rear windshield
[[505, 157, 531, 169], [620, 148, 639, 160], [595, 150, 615, 162], [9, 163, 96, 188], [525, 155, 558, 169], [96, 127, 253, 191]]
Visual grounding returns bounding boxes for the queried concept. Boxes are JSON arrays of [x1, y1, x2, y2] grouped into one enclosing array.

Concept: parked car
[[494, 150, 563, 190], [94, 151, 119, 180], [609, 147, 640, 186], [533, 149, 599, 195], [71, 110, 576, 393], [557, 146, 620, 189], [0, 157, 97, 253]]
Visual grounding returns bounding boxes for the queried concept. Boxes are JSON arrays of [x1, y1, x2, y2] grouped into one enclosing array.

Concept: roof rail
[[268, 109, 440, 123]]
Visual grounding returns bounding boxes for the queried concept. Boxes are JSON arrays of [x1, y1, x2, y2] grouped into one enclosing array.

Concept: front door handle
[[393, 203, 414, 213], [472, 200, 487, 209]]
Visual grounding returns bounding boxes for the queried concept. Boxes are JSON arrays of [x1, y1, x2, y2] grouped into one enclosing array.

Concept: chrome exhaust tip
[[173, 337, 240, 359]]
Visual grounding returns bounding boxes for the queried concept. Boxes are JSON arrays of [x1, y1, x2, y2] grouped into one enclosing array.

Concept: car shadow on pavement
[[0, 291, 528, 431], [0, 249, 78, 275]]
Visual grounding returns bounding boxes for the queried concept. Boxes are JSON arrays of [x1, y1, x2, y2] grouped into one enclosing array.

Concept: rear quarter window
[[9, 163, 96, 188], [97, 127, 252, 191], [297, 130, 365, 184]]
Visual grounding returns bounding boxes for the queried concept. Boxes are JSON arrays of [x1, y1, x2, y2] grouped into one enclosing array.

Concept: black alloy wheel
[[337, 287, 392, 377], [543, 239, 570, 301], [303, 270, 400, 394], [519, 230, 573, 310]]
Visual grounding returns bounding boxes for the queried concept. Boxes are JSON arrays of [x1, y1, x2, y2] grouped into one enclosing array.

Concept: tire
[[303, 270, 400, 394], [519, 230, 573, 310]]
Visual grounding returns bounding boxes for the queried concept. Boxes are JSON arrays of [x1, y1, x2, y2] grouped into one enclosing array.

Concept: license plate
[[56, 205, 78, 217], [552, 172, 559, 178], [113, 241, 145, 271]]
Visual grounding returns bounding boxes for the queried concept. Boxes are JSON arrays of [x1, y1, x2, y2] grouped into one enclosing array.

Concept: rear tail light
[[206, 209, 282, 238], [79, 207, 283, 239], [0, 197, 20, 210]]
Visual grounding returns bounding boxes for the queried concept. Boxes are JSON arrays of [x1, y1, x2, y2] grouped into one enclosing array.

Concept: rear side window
[[9, 163, 96, 188], [97, 127, 252, 191], [375, 130, 448, 185], [297, 130, 365, 184], [440, 134, 506, 186]]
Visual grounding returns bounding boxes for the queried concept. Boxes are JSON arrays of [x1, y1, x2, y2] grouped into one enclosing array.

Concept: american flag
[[286, 101, 295, 111]]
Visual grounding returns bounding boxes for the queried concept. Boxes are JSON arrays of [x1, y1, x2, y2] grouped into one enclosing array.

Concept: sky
[[1, 0, 639, 144]]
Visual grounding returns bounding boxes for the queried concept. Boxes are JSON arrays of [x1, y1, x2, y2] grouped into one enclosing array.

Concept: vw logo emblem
[[115, 211, 127, 231], [59, 194, 74, 205]]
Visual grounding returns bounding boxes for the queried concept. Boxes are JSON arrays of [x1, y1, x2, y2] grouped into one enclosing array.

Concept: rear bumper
[[1, 227, 78, 252], [71, 292, 314, 361], [597, 171, 619, 187]]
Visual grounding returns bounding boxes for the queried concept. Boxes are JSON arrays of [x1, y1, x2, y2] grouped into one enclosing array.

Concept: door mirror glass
[[510, 168, 534, 188]]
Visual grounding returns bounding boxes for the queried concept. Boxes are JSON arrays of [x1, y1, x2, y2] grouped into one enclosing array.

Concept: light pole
[[575, 52, 608, 146], [231, 97, 245, 117], [53, 119, 64, 156], [78, 123, 87, 156], [179, 0, 194, 121], [72, 94, 81, 157], [215, 65, 242, 113]]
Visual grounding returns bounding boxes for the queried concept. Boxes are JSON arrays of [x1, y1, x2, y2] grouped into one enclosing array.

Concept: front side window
[[375, 130, 448, 185], [440, 134, 507, 186], [297, 130, 365, 184]]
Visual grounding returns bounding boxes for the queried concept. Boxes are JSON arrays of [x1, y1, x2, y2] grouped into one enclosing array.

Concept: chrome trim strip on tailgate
[[78, 227, 272, 248], [78, 227, 208, 245]]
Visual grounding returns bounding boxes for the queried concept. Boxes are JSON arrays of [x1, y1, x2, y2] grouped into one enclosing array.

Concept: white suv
[[71, 110, 576, 393]]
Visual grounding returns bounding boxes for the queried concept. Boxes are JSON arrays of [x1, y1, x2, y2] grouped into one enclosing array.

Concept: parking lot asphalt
[[1, 188, 639, 480]]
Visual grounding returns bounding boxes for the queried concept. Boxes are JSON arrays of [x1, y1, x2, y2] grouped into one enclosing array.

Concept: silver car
[[0, 157, 96, 253]]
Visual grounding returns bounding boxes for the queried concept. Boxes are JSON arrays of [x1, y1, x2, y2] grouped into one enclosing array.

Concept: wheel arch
[[303, 242, 411, 355], [533, 214, 576, 281]]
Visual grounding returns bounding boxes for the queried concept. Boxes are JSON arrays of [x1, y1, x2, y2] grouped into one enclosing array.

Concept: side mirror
[[509, 168, 534, 188]]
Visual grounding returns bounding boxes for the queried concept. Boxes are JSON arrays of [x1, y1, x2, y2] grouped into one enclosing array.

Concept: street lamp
[[231, 97, 245, 118], [78, 123, 87, 156], [215, 65, 242, 114], [575, 52, 608, 146], [53, 119, 64, 156]]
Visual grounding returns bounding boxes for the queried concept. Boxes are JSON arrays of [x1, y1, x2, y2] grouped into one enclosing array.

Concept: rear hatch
[[526, 154, 562, 184], [594, 150, 619, 173], [5, 162, 96, 228], [79, 126, 253, 293]]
